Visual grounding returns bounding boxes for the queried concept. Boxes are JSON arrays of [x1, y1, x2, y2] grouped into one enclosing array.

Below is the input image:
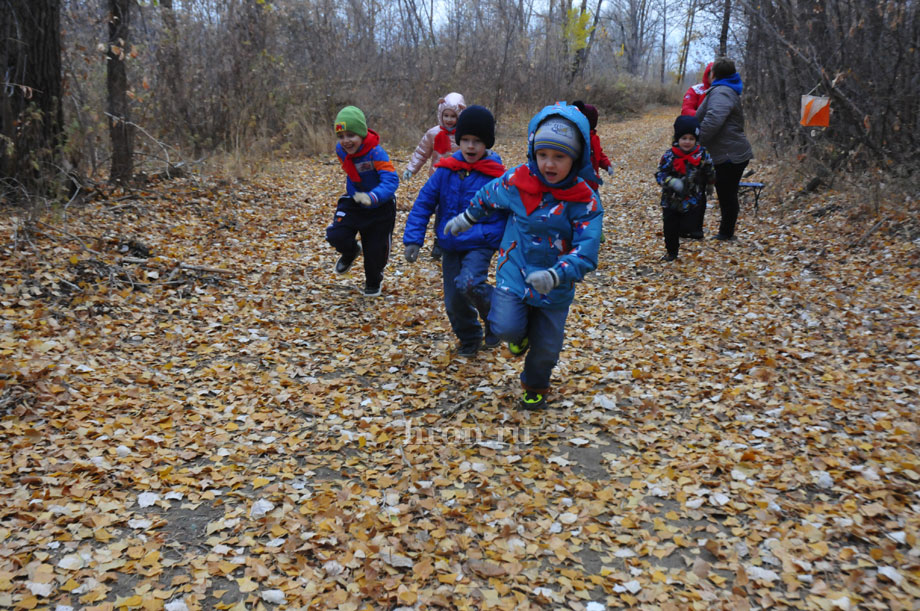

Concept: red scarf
[[339, 129, 380, 183], [508, 165, 594, 215], [670, 144, 702, 175], [433, 127, 455, 155], [434, 156, 506, 177]]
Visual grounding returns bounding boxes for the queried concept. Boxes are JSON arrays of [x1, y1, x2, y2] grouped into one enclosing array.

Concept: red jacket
[[586, 132, 611, 191], [681, 63, 713, 116]]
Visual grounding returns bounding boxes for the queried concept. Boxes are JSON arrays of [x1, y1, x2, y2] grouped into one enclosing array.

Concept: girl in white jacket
[[403, 92, 467, 181], [403, 92, 467, 259]]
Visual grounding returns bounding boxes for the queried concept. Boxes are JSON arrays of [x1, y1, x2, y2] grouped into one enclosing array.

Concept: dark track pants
[[326, 196, 396, 288]]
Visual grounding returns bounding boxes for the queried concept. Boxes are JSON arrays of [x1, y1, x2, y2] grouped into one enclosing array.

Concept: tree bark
[[0, 0, 63, 194], [719, 0, 731, 56], [107, 0, 133, 183]]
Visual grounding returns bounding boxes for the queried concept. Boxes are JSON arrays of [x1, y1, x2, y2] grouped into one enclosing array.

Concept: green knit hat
[[334, 106, 368, 138]]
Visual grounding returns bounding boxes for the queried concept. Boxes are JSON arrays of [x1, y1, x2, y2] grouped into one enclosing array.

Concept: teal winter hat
[[334, 106, 368, 138]]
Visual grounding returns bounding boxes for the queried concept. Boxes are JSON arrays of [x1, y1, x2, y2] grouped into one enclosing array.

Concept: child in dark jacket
[[444, 103, 603, 409], [572, 100, 613, 191], [655, 116, 714, 261], [326, 106, 400, 296], [403, 106, 507, 356]]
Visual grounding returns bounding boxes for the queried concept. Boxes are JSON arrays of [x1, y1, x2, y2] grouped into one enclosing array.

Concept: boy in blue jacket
[[326, 106, 400, 296], [445, 103, 603, 409], [403, 106, 507, 356]]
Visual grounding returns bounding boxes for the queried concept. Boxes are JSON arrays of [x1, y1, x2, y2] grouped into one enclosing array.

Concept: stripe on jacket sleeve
[[374, 160, 396, 173]]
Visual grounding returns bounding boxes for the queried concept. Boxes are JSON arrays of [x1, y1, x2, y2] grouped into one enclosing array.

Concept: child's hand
[[444, 211, 474, 236], [606, 166, 614, 177], [526, 269, 559, 294], [402, 170, 413, 181], [404, 244, 420, 263], [664, 177, 685, 195], [353, 192, 373, 207]]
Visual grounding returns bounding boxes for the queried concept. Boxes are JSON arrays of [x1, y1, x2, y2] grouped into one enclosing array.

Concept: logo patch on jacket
[[355, 161, 373, 173]]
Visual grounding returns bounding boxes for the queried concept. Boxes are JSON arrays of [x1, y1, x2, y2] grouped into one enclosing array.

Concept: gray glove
[[444, 211, 475, 236], [606, 166, 614, 177], [402, 169, 413, 181], [353, 192, 373, 207], [404, 244, 420, 263], [664, 177, 685, 195], [525, 269, 559, 294]]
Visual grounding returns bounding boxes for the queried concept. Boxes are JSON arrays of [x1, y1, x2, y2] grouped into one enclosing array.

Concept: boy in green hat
[[326, 105, 400, 296]]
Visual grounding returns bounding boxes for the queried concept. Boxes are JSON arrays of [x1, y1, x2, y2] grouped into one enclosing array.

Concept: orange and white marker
[[800, 95, 830, 127]]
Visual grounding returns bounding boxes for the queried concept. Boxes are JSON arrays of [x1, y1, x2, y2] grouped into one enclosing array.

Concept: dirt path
[[0, 108, 917, 610]]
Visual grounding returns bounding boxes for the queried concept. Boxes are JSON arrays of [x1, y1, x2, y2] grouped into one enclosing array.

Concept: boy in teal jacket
[[445, 103, 603, 409]]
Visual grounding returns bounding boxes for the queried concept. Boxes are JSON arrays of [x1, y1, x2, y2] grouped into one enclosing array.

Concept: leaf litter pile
[[1, 108, 918, 610]]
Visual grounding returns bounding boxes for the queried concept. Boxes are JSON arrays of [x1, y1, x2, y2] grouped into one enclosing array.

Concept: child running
[[444, 103, 603, 409], [402, 106, 507, 356], [654, 116, 714, 261], [325, 105, 399, 296], [403, 93, 467, 260]]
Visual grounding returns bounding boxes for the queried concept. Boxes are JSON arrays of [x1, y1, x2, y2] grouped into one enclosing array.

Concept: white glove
[[664, 177, 685, 195], [402, 169, 413, 181], [606, 166, 614, 177], [444, 211, 475, 236], [526, 269, 559, 294], [353, 192, 372, 207], [404, 244, 420, 263]]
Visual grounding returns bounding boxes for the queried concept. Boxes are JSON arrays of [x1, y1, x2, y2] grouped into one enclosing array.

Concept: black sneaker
[[519, 390, 546, 410], [458, 341, 480, 356], [686, 231, 704, 239], [335, 244, 361, 274], [661, 253, 678, 262], [713, 233, 736, 241], [363, 282, 382, 297]]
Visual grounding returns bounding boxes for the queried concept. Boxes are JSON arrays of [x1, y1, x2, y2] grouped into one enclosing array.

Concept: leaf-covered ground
[[1, 108, 918, 610]]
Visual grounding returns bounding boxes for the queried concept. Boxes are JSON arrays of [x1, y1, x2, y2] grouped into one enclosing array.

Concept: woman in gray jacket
[[696, 57, 753, 241]]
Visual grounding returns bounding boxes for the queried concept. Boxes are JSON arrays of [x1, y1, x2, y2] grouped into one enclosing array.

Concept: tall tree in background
[[107, 0, 133, 183], [718, 0, 731, 56], [1, 0, 63, 197]]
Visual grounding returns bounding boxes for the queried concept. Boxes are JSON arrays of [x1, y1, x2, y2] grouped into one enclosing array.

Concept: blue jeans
[[441, 248, 496, 346], [488, 288, 570, 391]]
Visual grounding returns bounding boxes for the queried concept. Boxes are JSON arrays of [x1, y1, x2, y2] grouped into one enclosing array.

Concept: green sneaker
[[507, 337, 529, 356], [519, 390, 546, 410]]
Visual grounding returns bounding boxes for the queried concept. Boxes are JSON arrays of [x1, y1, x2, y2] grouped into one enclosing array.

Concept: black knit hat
[[455, 105, 495, 149], [673, 115, 700, 142]]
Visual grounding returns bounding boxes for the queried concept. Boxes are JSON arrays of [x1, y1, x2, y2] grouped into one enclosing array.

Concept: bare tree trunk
[[107, 0, 133, 183], [677, 0, 697, 83], [1, 0, 63, 195], [156, 0, 189, 148], [660, 1, 666, 83], [719, 0, 731, 56]]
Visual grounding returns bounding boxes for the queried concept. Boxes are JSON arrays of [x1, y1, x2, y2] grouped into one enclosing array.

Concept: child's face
[[442, 109, 458, 129], [677, 134, 697, 152], [459, 135, 486, 163], [535, 149, 575, 185], [337, 130, 363, 155]]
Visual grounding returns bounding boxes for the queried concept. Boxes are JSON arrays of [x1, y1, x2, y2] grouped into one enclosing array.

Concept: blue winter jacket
[[403, 151, 507, 252], [464, 104, 603, 309], [335, 130, 399, 207]]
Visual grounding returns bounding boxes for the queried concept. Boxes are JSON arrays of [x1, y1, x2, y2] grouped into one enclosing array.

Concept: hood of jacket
[[711, 73, 743, 95], [526, 102, 597, 189], [702, 62, 713, 89], [438, 92, 467, 128]]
